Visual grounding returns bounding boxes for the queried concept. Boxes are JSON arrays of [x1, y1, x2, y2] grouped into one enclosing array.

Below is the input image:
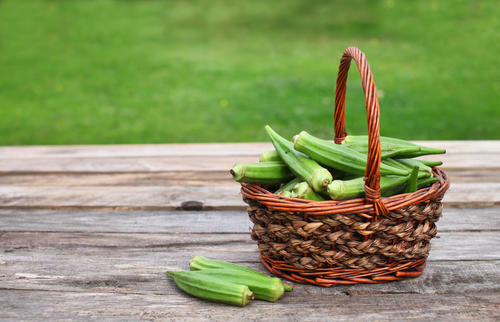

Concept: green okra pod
[[265, 125, 332, 192], [419, 160, 443, 167], [292, 131, 408, 176], [190, 256, 293, 292], [230, 161, 293, 184], [186, 268, 285, 302], [396, 158, 433, 177], [383, 158, 430, 179], [405, 166, 419, 193], [166, 270, 254, 306], [275, 177, 301, 195], [327, 175, 409, 200], [259, 150, 282, 162], [343, 135, 446, 158], [417, 176, 439, 189], [290, 182, 325, 201]]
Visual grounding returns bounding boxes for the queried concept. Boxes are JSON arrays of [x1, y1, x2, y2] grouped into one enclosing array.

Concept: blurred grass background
[[0, 0, 498, 145]]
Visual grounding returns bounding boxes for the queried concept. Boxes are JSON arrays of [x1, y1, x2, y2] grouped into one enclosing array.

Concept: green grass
[[0, 0, 498, 145]]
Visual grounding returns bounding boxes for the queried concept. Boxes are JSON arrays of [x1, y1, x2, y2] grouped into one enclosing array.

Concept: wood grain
[[0, 167, 498, 189], [0, 208, 497, 233], [0, 232, 498, 295], [0, 183, 498, 210], [0, 140, 498, 320], [0, 172, 233, 187], [1, 290, 498, 321], [0, 153, 497, 173], [0, 141, 498, 159], [1, 231, 498, 262]]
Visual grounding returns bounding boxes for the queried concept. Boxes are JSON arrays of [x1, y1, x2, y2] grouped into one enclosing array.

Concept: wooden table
[[0, 141, 499, 320]]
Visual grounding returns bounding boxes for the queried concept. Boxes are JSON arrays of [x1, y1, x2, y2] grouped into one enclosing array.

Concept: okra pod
[[166, 271, 254, 306], [190, 256, 293, 292], [290, 182, 325, 201], [327, 175, 409, 200], [275, 177, 301, 195], [405, 166, 419, 193], [383, 158, 430, 179], [396, 158, 433, 177], [259, 150, 282, 162], [347, 144, 420, 159], [419, 160, 443, 167], [265, 125, 332, 192], [293, 131, 408, 176], [343, 135, 446, 158], [230, 161, 293, 184], [187, 268, 285, 302], [417, 176, 439, 189]]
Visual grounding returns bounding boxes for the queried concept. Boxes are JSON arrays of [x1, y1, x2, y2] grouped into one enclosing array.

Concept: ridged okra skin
[[190, 256, 293, 292], [396, 158, 433, 176], [291, 182, 325, 201], [327, 175, 409, 200], [166, 271, 254, 306], [420, 160, 443, 167], [230, 161, 294, 184], [275, 177, 301, 195], [382, 158, 430, 179], [265, 125, 332, 192], [343, 135, 446, 158], [293, 131, 408, 176], [259, 150, 281, 162], [186, 268, 284, 302], [417, 176, 439, 189], [190, 256, 264, 275], [405, 166, 419, 193]]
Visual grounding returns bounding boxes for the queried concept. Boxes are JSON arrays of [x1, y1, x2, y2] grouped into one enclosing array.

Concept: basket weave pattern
[[240, 47, 450, 286], [247, 197, 442, 270]]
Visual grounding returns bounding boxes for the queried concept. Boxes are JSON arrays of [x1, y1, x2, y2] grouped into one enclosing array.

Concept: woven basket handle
[[333, 46, 388, 216]]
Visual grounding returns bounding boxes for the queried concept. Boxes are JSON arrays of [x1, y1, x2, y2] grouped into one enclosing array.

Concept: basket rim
[[241, 167, 450, 217]]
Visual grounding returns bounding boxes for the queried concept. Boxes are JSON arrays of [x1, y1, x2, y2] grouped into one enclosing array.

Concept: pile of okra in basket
[[166, 126, 446, 307], [231, 125, 445, 199]]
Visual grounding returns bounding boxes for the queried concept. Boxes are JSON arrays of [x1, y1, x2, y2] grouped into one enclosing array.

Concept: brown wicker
[[240, 46, 450, 286]]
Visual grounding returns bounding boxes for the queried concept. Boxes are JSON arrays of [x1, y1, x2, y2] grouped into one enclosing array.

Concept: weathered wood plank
[[1, 260, 498, 297], [0, 185, 243, 210], [0, 183, 498, 210], [0, 167, 497, 189], [0, 141, 497, 159], [0, 155, 257, 173], [1, 290, 498, 321], [0, 172, 233, 187], [1, 231, 498, 262], [0, 208, 497, 233], [0, 142, 274, 159], [0, 232, 498, 296], [0, 153, 497, 173]]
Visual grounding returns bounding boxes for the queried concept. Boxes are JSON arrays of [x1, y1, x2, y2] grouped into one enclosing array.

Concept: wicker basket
[[240, 46, 450, 286]]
